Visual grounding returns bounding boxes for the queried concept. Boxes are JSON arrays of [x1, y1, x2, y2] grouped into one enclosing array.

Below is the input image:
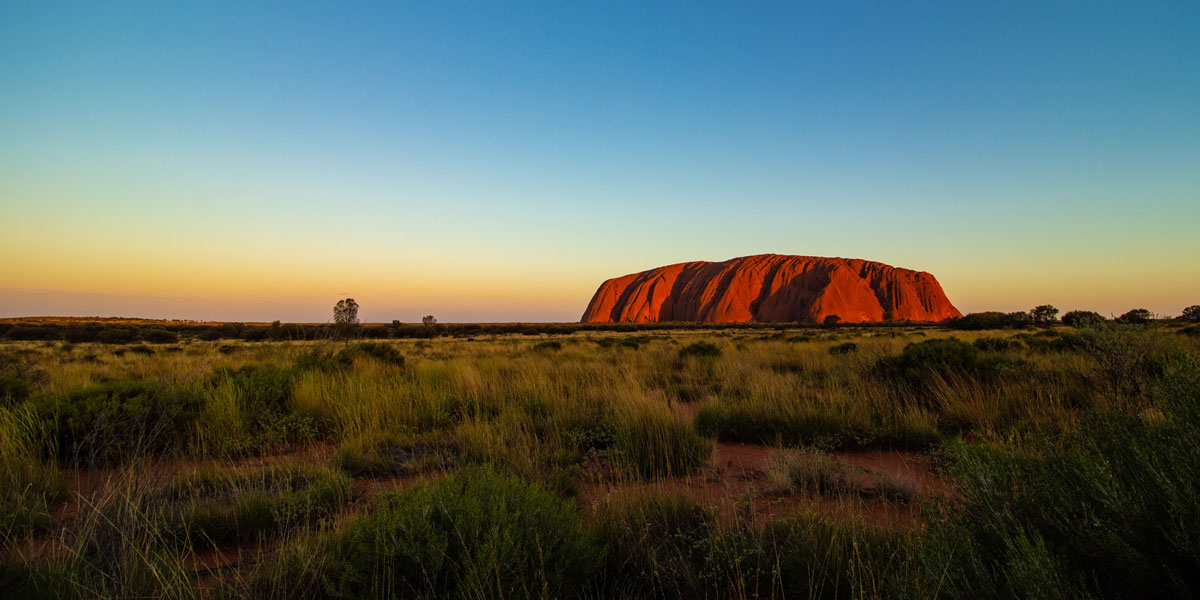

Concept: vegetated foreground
[[1, 322, 1199, 599]]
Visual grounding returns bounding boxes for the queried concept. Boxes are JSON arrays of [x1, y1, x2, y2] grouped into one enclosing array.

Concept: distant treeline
[[0, 311, 1191, 343], [0, 319, 929, 343]]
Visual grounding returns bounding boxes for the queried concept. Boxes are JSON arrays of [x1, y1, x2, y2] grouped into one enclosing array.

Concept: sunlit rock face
[[581, 254, 962, 324]]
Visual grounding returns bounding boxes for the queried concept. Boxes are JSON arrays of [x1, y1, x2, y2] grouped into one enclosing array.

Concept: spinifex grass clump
[[587, 490, 913, 599], [764, 448, 862, 496], [150, 465, 351, 549], [695, 397, 940, 451], [746, 512, 913, 600], [336, 342, 405, 367], [242, 467, 600, 600], [587, 491, 719, 598], [332, 434, 454, 477], [0, 407, 67, 538], [612, 402, 711, 478]]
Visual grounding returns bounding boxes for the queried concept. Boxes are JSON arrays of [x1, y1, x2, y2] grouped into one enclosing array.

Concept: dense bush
[[1117, 308, 1153, 324], [96, 326, 139, 344], [1062, 310, 1106, 327], [828, 342, 857, 355], [947, 312, 1032, 330], [138, 328, 178, 344], [247, 468, 601, 599], [1029, 304, 1059, 325], [0, 374, 31, 406], [1182, 305, 1200, 323], [212, 364, 296, 419], [198, 323, 246, 341], [0, 352, 39, 407], [30, 380, 201, 463], [5, 325, 62, 341], [207, 363, 329, 453]]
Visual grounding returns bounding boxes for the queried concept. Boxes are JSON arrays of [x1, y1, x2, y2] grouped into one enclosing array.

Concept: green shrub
[[205, 364, 326, 454], [828, 342, 857, 355], [31, 380, 201, 463], [0, 352, 44, 407], [246, 468, 600, 599], [211, 364, 296, 420], [532, 340, 563, 352], [679, 341, 721, 360], [563, 408, 617, 454], [916, 360, 1200, 599], [0, 374, 31, 407]]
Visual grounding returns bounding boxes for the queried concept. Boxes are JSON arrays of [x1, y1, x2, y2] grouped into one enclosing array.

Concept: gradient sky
[[2, 2, 1198, 322]]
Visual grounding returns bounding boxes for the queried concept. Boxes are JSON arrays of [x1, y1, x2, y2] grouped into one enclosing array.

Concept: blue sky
[[2, 1, 1198, 321]]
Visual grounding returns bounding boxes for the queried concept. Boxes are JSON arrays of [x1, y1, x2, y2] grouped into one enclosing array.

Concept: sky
[[2, 1, 1198, 323]]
